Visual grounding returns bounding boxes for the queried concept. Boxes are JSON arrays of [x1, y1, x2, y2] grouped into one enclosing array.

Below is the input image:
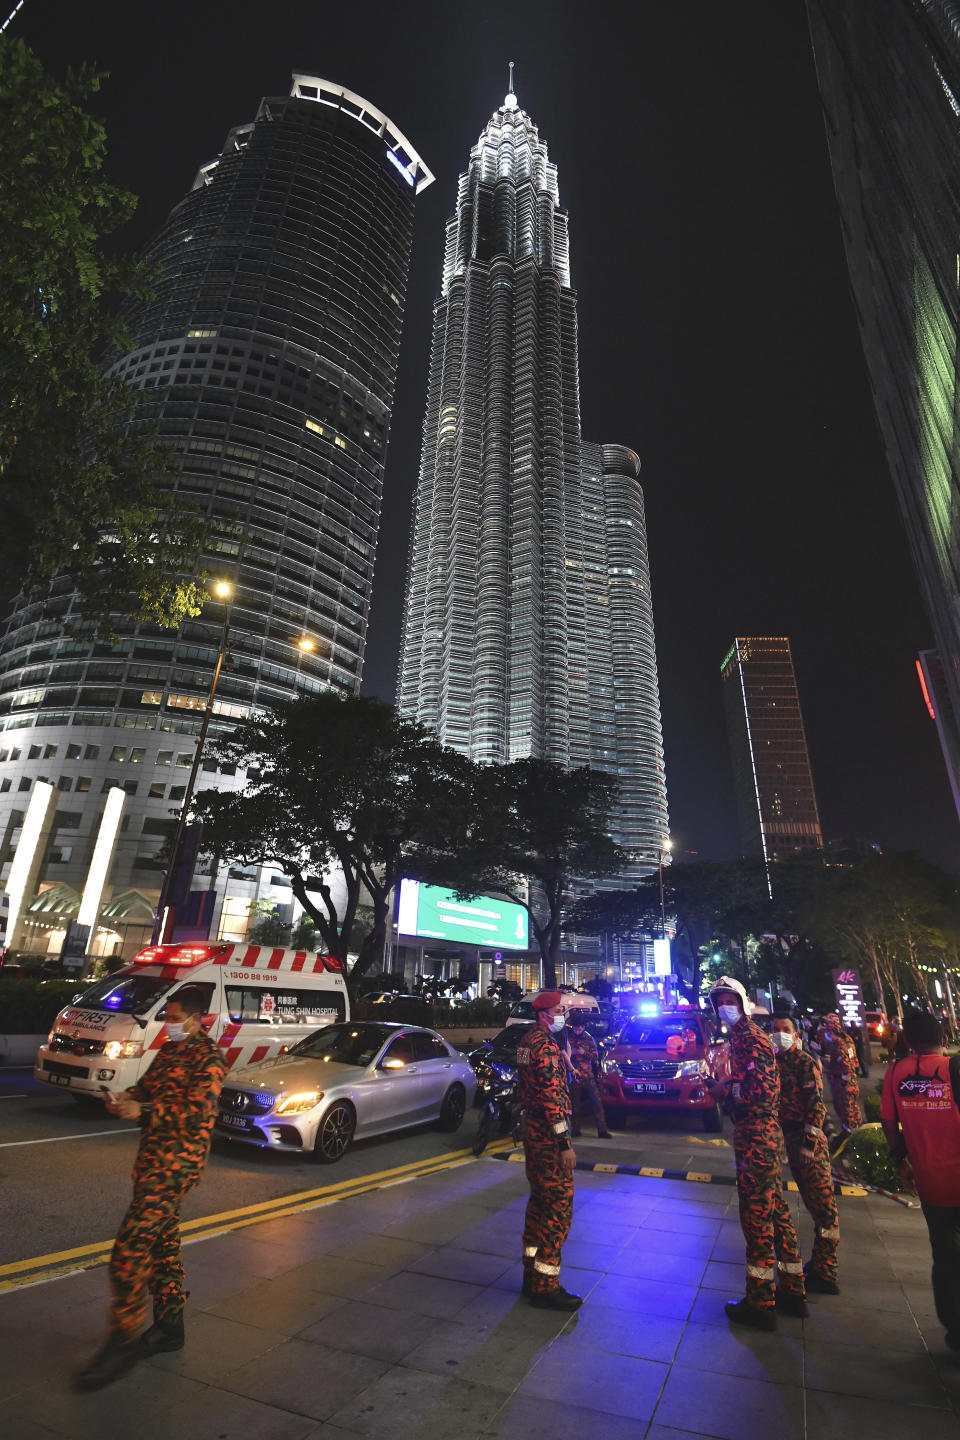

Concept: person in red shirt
[[881, 1008, 960, 1351]]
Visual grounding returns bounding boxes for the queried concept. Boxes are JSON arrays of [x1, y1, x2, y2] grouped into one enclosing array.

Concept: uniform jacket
[[517, 1025, 571, 1136], [822, 1027, 858, 1079], [726, 1015, 780, 1124], [568, 1029, 599, 1081], [126, 1032, 227, 1174], [777, 1045, 826, 1135]]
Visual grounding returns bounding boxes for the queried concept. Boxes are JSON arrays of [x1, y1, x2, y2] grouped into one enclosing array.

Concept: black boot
[[775, 1290, 809, 1318], [725, 1298, 776, 1331], [804, 1268, 839, 1296], [140, 1310, 185, 1355], [521, 1271, 534, 1297], [529, 1285, 583, 1312], [74, 1335, 141, 1391]]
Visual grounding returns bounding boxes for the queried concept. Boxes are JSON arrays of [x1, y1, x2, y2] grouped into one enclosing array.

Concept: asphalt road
[[0, 1061, 750, 1270], [0, 1066, 495, 1267]]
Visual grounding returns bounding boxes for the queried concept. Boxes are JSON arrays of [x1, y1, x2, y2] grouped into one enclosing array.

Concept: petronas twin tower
[[399, 81, 669, 871]]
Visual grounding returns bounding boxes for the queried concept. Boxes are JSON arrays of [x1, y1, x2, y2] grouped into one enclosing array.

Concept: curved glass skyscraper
[[398, 84, 668, 872], [0, 77, 432, 963]]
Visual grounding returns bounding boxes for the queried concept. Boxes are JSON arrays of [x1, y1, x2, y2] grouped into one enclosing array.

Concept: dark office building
[[721, 637, 823, 864], [807, 1, 960, 793], [0, 76, 432, 962]]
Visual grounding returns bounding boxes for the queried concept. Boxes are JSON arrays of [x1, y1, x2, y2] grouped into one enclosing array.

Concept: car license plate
[[219, 1113, 252, 1131], [49, 1074, 70, 1087], [631, 1081, 665, 1095]]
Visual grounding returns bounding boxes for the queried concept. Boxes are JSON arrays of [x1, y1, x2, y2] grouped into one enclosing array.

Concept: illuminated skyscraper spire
[[398, 87, 668, 872]]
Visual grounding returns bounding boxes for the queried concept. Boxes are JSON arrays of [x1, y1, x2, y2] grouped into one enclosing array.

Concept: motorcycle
[[471, 1051, 522, 1155]]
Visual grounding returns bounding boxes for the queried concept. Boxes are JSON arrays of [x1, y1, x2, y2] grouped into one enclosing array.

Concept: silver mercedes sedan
[[214, 1020, 476, 1162]]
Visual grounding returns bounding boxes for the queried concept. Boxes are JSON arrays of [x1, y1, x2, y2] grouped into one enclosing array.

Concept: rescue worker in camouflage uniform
[[772, 1013, 841, 1294], [821, 1011, 863, 1142], [76, 985, 227, 1390], [708, 976, 807, 1330], [516, 990, 582, 1311], [567, 1011, 612, 1139]]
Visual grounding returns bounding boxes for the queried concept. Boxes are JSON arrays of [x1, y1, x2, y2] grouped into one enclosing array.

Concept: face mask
[[772, 1032, 794, 1050], [165, 1022, 189, 1042], [549, 1014, 566, 1033], [718, 1005, 741, 1026]]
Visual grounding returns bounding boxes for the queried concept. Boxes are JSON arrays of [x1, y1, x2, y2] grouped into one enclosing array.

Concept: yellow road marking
[[0, 1138, 514, 1292], [685, 1172, 712, 1183], [639, 1166, 664, 1178]]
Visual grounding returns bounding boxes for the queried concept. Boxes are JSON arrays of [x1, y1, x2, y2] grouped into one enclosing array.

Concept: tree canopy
[[0, 37, 206, 627], [191, 694, 473, 982], [419, 757, 627, 988]]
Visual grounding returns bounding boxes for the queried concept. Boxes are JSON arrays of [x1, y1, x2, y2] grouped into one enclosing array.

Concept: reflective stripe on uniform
[[746, 1265, 775, 1279], [524, 1247, 538, 1258], [552, 1122, 567, 1135], [816, 1226, 840, 1240], [534, 1260, 560, 1276], [778, 1261, 804, 1274]]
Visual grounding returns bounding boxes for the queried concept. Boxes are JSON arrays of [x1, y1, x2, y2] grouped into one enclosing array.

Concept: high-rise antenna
[[509, 61, 515, 92], [505, 60, 517, 109]]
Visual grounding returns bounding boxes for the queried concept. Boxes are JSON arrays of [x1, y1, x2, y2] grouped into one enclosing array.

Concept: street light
[[152, 581, 233, 944], [658, 838, 673, 937]]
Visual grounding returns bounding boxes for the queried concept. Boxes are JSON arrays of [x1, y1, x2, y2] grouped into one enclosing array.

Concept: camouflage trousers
[[109, 1166, 198, 1340], [785, 1131, 840, 1283], [734, 1121, 805, 1309], [570, 1074, 608, 1135], [828, 1072, 863, 1133], [522, 1130, 574, 1295]]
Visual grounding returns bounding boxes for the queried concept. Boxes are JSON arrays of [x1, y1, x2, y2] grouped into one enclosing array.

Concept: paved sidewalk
[[2, 1134, 959, 1440]]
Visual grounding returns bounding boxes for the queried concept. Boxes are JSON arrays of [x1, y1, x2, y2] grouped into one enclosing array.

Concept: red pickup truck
[[600, 1008, 723, 1132]]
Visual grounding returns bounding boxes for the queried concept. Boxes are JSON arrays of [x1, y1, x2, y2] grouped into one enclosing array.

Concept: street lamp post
[[657, 838, 673, 936], [152, 582, 232, 945]]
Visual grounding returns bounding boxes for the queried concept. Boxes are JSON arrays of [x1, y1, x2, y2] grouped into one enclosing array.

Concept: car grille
[[619, 1060, 682, 1079], [219, 1086, 276, 1115], [43, 1059, 88, 1079], [49, 1034, 107, 1057]]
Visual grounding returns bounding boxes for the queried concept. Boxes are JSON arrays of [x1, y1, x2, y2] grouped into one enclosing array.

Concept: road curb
[[486, 1147, 869, 1196]]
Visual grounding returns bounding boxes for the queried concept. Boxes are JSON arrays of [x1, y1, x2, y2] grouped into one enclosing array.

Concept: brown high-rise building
[[720, 637, 823, 864]]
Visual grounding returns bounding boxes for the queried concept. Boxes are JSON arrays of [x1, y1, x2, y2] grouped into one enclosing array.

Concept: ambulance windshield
[[71, 973, 173, 1017]]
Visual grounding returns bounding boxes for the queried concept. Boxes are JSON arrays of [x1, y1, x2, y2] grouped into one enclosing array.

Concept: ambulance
[[34, 941, 350, 1099]]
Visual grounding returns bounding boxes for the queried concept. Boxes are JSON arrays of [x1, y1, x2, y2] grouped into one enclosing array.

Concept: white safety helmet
[[709, 975, 751, 1015]]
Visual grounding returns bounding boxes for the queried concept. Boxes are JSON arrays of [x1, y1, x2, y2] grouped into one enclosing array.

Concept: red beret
[[532, 990, 563, 1011]]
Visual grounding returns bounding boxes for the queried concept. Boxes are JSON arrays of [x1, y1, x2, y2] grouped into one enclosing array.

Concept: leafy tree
[[0, 37, 206, 626], [191, 694, 474, 985], [421, 758, 626, 989], [247, 901, 290, 947], [581, 973, 613, 1000], [566, 858, 768, 1001], [486, 977, 522, 1005]]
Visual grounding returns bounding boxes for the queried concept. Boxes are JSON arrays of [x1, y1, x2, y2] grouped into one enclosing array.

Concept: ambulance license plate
[[219, 1113, 252, 1131], [631, 1081, 665, 1095], [49, 1074, 70, 1087]]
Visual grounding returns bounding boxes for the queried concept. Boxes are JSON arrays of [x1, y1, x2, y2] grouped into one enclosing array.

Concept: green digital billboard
[[397, 880, 528, 949]]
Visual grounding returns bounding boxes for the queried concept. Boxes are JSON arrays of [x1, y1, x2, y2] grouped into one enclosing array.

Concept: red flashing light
[[916, 659, 936, 720], [322, 954, 345, 973], [133, 943, 226, 967]]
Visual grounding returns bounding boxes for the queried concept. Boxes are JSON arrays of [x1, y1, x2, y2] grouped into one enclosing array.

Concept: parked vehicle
[[600, 1008, 722, 1131], [34, 942, 349, 1100], [214, 1020, 476, 1162], [505, 991, 600, 1027], [471, 1048, 521, 1155], [864, 1009, 886, 1041]]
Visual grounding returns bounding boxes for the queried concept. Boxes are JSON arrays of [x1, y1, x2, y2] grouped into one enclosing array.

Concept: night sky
[[14, 0, 960, 871]]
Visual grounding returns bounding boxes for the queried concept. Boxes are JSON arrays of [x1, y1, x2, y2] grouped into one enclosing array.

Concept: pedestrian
[[880, 1008, 960, 1352], [772, 1014, 840, 1294], [821, 1012, 863, 1144], [708, 976, 806, 1330], [846, 1019, 868, 1078], [567, 1011, 612, 1139], [516, 990, 581, 1311], [883, 1014, 902, 1063], [75, 985, 228, 1390]]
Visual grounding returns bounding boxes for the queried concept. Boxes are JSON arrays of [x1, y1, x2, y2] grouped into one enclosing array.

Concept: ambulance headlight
[[104, 1040, 144, 1060], [275, 1090, 323, 1115]]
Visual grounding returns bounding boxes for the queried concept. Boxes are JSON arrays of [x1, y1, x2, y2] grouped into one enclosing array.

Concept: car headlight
[[602, 1059, 621, 1075], [104, 1040, 144, 1061], [275, 1090, 324, 1115], [679, 1061, 703, 1078]]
